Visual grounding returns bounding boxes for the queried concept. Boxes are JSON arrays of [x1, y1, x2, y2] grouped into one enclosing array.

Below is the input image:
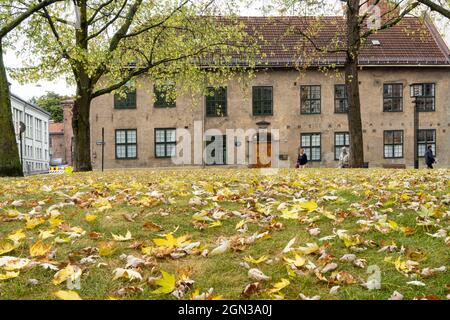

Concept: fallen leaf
[[53, 290, 82, 300]]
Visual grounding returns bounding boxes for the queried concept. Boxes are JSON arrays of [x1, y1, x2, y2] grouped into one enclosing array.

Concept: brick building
[[90, 15, 450, 170], [49, 100, 74, 165]]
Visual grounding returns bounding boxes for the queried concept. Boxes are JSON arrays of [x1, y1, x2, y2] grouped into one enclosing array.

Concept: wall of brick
[[90, 67, 450, 170]]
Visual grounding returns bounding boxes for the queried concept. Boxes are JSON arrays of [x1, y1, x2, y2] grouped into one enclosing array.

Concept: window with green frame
[[115, 129, 137, 159], [155, 128, 176, 158], [300, 85, 321, 114], [114, 84, 136, 109], [301, 133, 321, 161], [252, 86, 273, 115], [384, 130, 403, 158], [206, 87, 227, 117], [417, 129, 436, 157], [154, 84, 176, 108]]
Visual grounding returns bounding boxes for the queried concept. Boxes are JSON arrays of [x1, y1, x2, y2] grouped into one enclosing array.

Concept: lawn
[[0, 168, 449, 300]]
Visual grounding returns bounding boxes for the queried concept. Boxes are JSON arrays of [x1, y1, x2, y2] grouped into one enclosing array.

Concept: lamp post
[[19, 121, 26, 172], [410, 84, 421, 169]]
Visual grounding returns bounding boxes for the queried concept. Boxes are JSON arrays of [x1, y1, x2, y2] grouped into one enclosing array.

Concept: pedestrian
[[338, 146, 350, 168], [424, 145, 436, 169], [296, 148, 308, 168]]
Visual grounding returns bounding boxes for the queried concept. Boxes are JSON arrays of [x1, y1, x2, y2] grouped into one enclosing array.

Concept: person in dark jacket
[[296, 148, 308, 168], [424, 145, 436, 169]]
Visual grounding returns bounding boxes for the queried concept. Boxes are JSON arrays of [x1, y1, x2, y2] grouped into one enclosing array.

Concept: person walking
[[296, 148, 308, 168], [424, 145, 436, 169], [338, 146, 350, 168]]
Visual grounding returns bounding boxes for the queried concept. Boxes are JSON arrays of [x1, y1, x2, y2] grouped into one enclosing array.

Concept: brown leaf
[[89, 232, 102, 240], [241, 282, 263, 298], [143, 221, 163, 231]]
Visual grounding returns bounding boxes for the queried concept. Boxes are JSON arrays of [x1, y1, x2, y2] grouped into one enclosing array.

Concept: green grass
[[0, 168, 449, 300]]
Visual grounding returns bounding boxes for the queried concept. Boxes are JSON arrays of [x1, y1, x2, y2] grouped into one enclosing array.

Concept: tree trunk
[[345, 0, 365, 168], [0, 39, 23, 176], [72, 86, 92, 172], [72, 1, 92, 172]]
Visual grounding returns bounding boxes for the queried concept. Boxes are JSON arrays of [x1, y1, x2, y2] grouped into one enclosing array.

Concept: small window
[[301, 85, 321, 114], [115, 129, 137, 159], [371, 39, 381, 46], [301, 133, 321, 161], [154, 84, 176, 108], [206, 87, 227, 117], [417, 129, 436, 157], [414, 83, 435, 112], [384, 130, 403, 158], [383, 83, 403, 112], [334, 85, 348, 113], [155, 128, 176, 158], [114, 83, 137, 109], [335, 132, 350, 160], [252, 86, 273, 116]]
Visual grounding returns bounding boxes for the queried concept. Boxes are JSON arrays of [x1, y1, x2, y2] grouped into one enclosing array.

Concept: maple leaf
[[283, 254, 306, 268], [152, 270, 176, 294], [53, 290, 82, 300], [268, 278, 290, 293], [153, 234, 190, 249], [0, 239, 19, 256], [243, 255, 268, 264], [111, 231, 133, 241], [0, 271, 20, 281], [113, 268, 143, 281], [298, 242, 320, 255], [29, 240, 52, 257], [53, 264, 82, 285]]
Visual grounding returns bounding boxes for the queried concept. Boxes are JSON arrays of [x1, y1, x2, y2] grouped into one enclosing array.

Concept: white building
[[11, 93, 50, 174]]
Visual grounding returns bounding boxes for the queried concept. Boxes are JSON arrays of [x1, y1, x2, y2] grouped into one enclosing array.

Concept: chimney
[[362, 0, 401, 20], [61, 99, 74, 166]]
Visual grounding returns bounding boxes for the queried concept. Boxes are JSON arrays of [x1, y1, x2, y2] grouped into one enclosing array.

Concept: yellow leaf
[[6, 209, 20, 218], [208, 221, 222, 228], [153, 234, 190, 249], [339, 234, 362, 248], [29, 240, 52, 257], [48, 216, 64, 227], [0, 239, 18, 255], [0, 271, 20, 280], [283, 254, 306, 268], [85, 215, 97, 222], [25, 217, 45, 230], [39, 229, 55, 240], [235, 219, 247, 230], [268, 278, 290, 293], [8, 229, 26, 244], [298, 242, 320, 255], [152, 270, 176, 294], [111, 230, 132, 241], [98, 242, 116, 257], [322, 211, 337, 221], [53, 264, 82, 285], [53, 290, 82, 300], [388, 220, 398, 231], [243, 255, 268, 264], [280, 209, 299, 220], [112, 268, 142, 281], [298, 200, 318, 212]]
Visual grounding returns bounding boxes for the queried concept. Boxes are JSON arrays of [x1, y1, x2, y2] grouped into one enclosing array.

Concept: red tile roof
[[49, 122, 64, 134], [219, 16, 450, 67]]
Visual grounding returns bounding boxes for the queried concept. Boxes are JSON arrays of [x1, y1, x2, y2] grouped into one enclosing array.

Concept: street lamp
[[19, 121, 26, 170], [410, 84, 422, 169]]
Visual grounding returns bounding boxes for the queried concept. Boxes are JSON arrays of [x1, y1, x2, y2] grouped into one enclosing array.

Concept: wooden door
[[256, 142, 272, 168]]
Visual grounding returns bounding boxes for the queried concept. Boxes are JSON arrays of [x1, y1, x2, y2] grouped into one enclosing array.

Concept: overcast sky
[[5, 0, 450, 101]]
